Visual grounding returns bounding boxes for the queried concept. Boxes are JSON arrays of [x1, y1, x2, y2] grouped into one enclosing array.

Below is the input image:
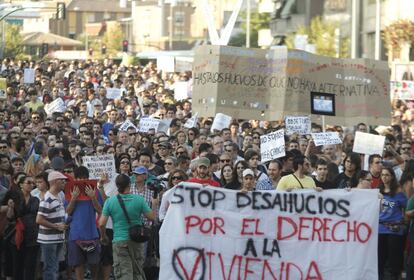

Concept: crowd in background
[[0, 57, 411, 280]]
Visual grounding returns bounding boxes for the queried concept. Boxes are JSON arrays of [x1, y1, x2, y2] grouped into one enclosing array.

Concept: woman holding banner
[[378, 167, 407, 280]]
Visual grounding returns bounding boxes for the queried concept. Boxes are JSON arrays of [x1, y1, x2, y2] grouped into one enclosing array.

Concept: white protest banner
[[174, 81, 190, 101], [139, 118, 160, 133], [353, 131, 385, 155], [160, 185, 379, 280], [260, 129, 285, 162], [312, 132, 342, 146], [285, 115, 311, 135], [184, 113, 198, 129], [82, 154, 116, 180], [157, 56, 175, 73], [211, 113, 232, 132], [106, 88, 122, 100], [45, 98, 66, 115], [119, 119, 137, 132], [158, 119, 172, 134], [23, 68, 35, 84]]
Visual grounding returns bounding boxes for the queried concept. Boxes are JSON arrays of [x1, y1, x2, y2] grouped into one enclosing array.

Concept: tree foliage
[[229, 12, 271, 48], [4, 23, 24, 58], [285, 16, 350, 58]]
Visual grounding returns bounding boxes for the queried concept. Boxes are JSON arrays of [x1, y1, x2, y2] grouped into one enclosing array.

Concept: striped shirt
[[37, 191, 66, 244]]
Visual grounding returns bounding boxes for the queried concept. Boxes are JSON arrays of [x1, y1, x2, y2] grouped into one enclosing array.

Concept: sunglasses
[[32, 116, 40, 120], [172, 176, 183, 180], [120, 161, 130, 165], [0, 146, 7, 149], [41, 131, 48, 135], [220, 159, 231, 163], [85, 122, 93, 125], [165, 162, 174, 165], [56, 119, 64, 122], [23, 132, 32, 135]]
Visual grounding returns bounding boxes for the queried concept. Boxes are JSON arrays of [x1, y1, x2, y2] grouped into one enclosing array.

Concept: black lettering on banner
[[237, 192, 252, 208], [337, 199, 350, 217], [305, 195, 316, 214], [171, 185, 184, 204], [263, 239, 282, 258], [243, 238, 258, 257], [172, 247, 205, 280]]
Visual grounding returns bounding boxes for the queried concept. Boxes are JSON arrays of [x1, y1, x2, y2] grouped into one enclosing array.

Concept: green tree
[[101, 22, 124, 56], [4, 23, 24, 58], [229, 11, 271, 48], [285, 16, 350, 58]]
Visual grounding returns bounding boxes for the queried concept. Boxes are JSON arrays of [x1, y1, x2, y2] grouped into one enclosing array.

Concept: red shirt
[[371, 174, 381, 189], [186, 178, 221, 187]]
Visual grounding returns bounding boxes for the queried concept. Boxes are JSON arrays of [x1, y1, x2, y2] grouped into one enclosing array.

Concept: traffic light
[[56, 2, 66, 20], [101, 44, 107, 55], [41, 43, 49, 57], [89, 48, 93, 56], [122, 40, 128, 52]]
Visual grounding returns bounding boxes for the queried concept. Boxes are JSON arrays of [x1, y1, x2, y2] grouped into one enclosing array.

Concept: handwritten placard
[[174, 81, 190, 101], [45, 98, 66, 115], [312, 132, 342, 146], [184, 113, 198, 129], [23, 68, 35, 84], [119, 119, 138, 132], [159, 185, 379, 280], [211, 113, 232, 132], [106, 88, 123, 100], [82, 154, 116, 180], [139, 118, 160, 133], [353, 131, 385, 155], [285, 115, 311, 135], [260, 129, 286, 162]]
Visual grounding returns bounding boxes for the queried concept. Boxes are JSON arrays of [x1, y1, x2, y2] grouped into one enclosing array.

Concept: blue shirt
[[379, 192, 407, 235], [65, 191, 104, 241], [102, 122, 114, 137]]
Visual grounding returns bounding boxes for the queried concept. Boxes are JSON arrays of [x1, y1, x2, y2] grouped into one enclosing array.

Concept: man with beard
[[187, 157, 220, 187]]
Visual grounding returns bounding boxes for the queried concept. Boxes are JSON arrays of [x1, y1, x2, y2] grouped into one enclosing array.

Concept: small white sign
[[312, 132, 342, 146], [353, 131, 385, 155], [157, 56, 175, 73], [260, 129, 286, 162], [82, 154, 116, 180], [139, 118, 160, 133], [285, 116, 311, 135], [23, 68, 35, 84], [174, 81, 190, 101], [45, 98, 66, 115], [184, 113, 198, 129], [106, 88, 122, 100], [119, 119, 138, 132], [211, 113, 232, 132]]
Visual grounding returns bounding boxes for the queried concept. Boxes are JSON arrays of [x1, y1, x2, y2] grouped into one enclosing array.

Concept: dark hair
[[327, 162, 339, 183], [315, 158, 328, 168], [292, 155, 306, 171], [379, 167, 399, 196], [116, 174, 130, 193], [268, 159, 283, 170], [400, 159, 414, 185], [205, 153, 219, 165], [220, 164, 234, 186], [343, 152, 361, 172], [35, 171, 50, 189], [167, 169, 188, 189], [349, 170, 371, 188], [33, 141, 45, 155], [244, 149, 259, 161], [73, 166, 89, 179], [368, 154, 382, 165], [233, 160, 249, 181], [199, 143, 212, 154]]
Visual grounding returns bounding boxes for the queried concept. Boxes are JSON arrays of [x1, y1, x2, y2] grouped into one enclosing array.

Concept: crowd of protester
[[0, 57, 411, 280]]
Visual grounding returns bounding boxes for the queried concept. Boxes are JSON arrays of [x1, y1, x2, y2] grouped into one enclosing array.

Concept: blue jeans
[[41, 243, 63, 280]]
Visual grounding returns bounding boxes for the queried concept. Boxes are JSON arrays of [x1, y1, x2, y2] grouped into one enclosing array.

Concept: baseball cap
[[51, 157, 65, 171], [133, 166, 148, 175], [193, 157, 210, 168], [48, 171, 67, 182], [242, 169, 255, 178]]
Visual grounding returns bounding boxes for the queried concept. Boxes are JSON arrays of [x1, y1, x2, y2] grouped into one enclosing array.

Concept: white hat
[[242, 169, 255, 178], [48, 171, 67, 182]]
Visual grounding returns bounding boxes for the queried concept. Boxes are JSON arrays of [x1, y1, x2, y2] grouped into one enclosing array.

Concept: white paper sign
[[211, 113, 232, 132], [119, 119, 137, 132], [312, 132, 343, 146], [159, 185, 379, 280], [106, 88, 122, 100], [285, 116, 311, 135], [353, 131, 385, 155], [158, 119, 172, 134], [157, 56, 175, 73], [45, 98, 66, 115], [24, 68, 35, 84], [184, 113, 198, 129], [260, 129, 286, 162], [82, 154, 116, 180], [174, 81, 190, 101], [139, 118, 160, 133]]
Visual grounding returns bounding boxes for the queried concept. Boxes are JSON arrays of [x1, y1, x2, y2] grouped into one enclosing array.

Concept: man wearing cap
[[187, 157, 220, 187], [36, 171, 68, 280], [241, 169, 257, 192], [131, 166, 159, 219]]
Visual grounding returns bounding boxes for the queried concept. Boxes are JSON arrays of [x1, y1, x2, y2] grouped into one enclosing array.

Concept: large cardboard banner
[[160, 185, 379, 280], [192, 46, 390, 126]]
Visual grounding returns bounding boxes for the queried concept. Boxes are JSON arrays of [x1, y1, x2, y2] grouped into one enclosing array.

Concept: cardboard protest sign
[[211, 113, 232, 132], [285, 115, 311, 135], [64, 179, 97, 201], [157, 56, 175, 73], [119, 119, 137, 132], [0, 78, 6, 100], [353, 131, 385, 155], [23, 68, 35, 84], [82, 155, 116, 180], [192, 45, 390, 126], [160, 185, 379, 280], [174, 81, 190, 101], [312, 132, 342, 146], [139, 118, 160, 133], [184, 113, 198, 128], [45, 98, 66, 115], [106, 88, 122, 99], [260, 129, 285, 162]]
